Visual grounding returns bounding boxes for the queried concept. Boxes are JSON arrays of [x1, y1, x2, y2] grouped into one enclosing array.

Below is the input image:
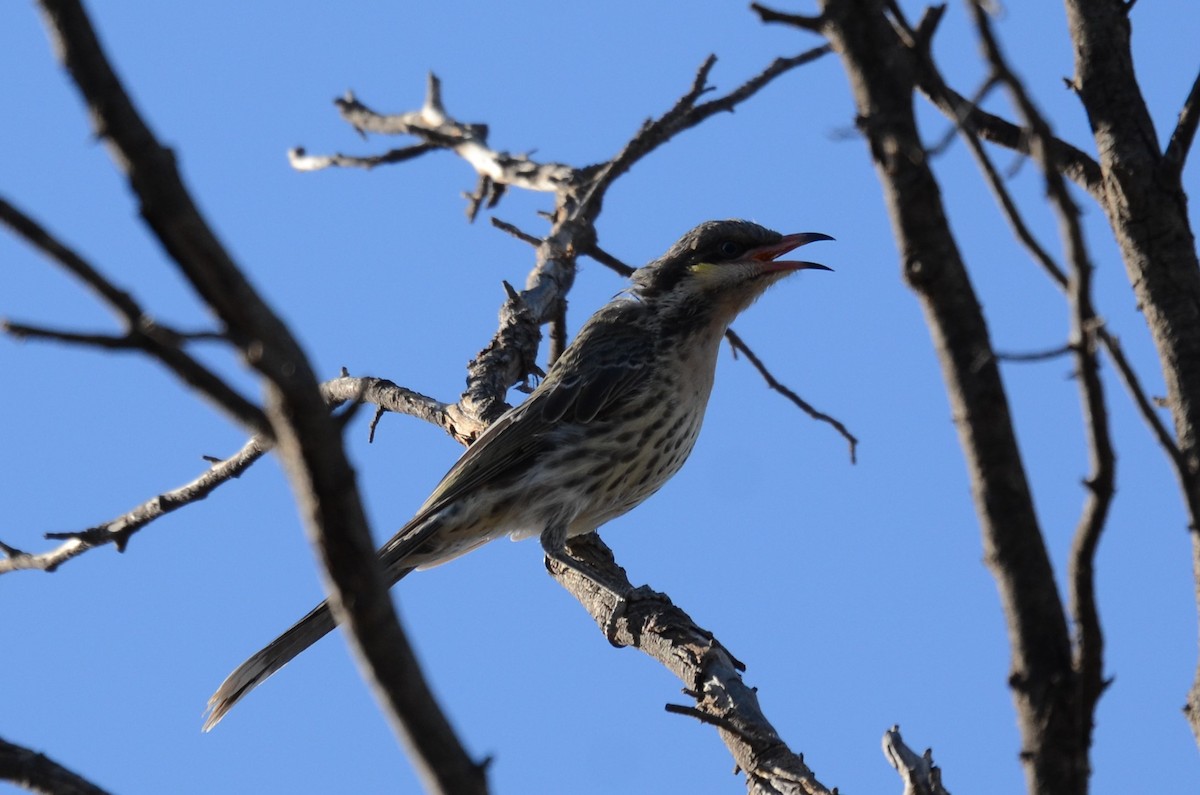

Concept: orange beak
[[750, 232, 834, 273]]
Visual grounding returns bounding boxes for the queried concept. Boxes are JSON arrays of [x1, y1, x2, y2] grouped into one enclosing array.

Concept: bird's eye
[[718, 241, 744, 259]]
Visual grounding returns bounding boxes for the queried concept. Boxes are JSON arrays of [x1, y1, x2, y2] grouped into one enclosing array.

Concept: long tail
[[203, 513, 448, 730]]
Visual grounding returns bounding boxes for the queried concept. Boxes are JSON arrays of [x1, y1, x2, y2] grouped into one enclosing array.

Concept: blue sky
[[2, 2, 1198, 793]]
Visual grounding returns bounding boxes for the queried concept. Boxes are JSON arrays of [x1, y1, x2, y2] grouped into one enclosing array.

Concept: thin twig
[[2, 322, 132, 349], [904, 29, 1104, 198], [995, 344, 1073, 363], [583, 244, 634, 277], [578, 47, 832, 215], [489, 217, 543, 248], [288, 143, 438, 171], [664, 703, 756, 743], [725, 328, 858, 463], [0, 436, 268, 574], [750, 3, 825, 33]]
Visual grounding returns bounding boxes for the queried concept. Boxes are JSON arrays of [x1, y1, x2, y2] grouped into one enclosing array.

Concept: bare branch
[[882, 726, 951, 795], [580, 47, 832, 213], [2, 321, 133, 349], [725, 328, 858, 463], [995, 344, 1073, 363], [0, 374, 470, 577], [583, 243, 635, 277], [816, 2, 1077, 789], [0, 196, 268, 434], [321, 374, 469, 440], [326, 84, 577, 196], [551, 534, 833, 795], [489, 216, 543, 248], [0, 736, 113, 795], [900, 23, 1104, 199], [288, 143, 438, 171], [751, 3, 825, 32], [0, 436, 267, 574], [34, 3, 483, 790], [945, 60, 1183, 507], [1097, 328, 1187, 476], [931, 87, 1102, 197], [1162, 67, 1200, 183], [971, 0, 1114, 750]]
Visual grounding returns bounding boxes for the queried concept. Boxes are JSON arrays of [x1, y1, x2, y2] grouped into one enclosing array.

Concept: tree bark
[[817, 1, 1084, 791], [1062, 0, 1200, 742]]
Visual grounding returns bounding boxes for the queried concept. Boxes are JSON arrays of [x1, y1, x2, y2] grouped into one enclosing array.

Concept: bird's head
[[631, 219, 832, 329]]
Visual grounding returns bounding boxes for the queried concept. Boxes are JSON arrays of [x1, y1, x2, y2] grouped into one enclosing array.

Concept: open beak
[[750, 232, 834, 273]]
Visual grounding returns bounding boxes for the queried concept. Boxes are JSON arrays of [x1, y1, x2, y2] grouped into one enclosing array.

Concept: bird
[[203, 219, 831, 730]]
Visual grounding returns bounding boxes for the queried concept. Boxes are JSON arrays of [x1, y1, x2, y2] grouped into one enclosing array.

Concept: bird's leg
[[540, 524, 630, 643], [539, 522, 625, 592]]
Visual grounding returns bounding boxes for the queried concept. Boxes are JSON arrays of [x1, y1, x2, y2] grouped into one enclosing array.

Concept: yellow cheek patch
[[687, 262, 720, 277]]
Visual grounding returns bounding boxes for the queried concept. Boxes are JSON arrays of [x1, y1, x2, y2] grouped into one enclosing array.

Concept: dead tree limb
[[29, 2, 485, 793]]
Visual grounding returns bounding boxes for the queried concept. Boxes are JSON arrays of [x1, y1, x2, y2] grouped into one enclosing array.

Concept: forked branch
[[971, 0, 1114, 741]]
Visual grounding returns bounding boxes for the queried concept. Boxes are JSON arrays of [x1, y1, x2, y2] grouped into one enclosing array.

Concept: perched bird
[[203, 219, 831, 729]]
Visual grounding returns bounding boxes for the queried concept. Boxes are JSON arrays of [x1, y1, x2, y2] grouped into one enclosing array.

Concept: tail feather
[[203, 512, 449, 729], [202, 598, 338, 731]]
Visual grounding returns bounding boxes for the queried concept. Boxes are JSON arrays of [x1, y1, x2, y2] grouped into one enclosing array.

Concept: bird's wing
[[383, 300, 656, 558], [537, 299, 656, 423]]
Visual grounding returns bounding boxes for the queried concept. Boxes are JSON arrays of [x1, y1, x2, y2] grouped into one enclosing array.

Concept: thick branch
[[551, 535, 832, 795], [817, 1, 1078, 791], [755, 1, 1103, 196], [1061, 0, 1200, 744], [0, 736, 112, 795], [971, 0, 1114, 755], [952, 87, 1181, 492], [34, 3, 483, 792], [917, 78, 1103, 199]]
